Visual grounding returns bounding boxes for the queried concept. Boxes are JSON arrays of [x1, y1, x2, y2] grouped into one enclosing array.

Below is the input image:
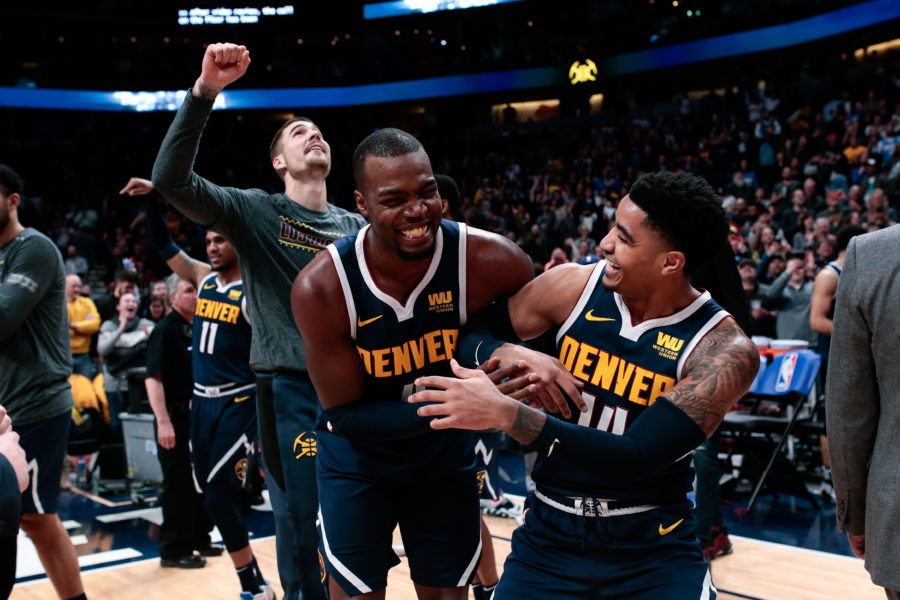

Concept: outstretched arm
[[120, 178, 211, 287], [459, 261, 591, 416], [411, 318, 758, 482], [151, 43, 253, 235]]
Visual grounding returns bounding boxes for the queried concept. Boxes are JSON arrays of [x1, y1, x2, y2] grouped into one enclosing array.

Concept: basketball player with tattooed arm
[[410, 171, 760, 599], [291, 128, 582, 600]]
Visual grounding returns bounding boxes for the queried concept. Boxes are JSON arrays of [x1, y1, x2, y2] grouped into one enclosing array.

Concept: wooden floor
[[11, 515, 884, 599]]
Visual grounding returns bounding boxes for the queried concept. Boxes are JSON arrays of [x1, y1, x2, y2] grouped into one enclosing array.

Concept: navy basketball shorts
[[496, 491, 716, 600], [189, 390, 258, 493], [17, 411, 71, 515], [317, 467, 482, 595]]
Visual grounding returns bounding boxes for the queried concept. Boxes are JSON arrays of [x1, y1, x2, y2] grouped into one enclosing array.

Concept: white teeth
[[401, 226, 427, 239]]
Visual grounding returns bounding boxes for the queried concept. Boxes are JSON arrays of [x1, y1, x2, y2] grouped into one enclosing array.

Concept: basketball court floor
[[11, 451, 884, 599]]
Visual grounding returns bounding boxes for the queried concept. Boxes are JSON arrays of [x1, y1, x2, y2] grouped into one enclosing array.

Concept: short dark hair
[[627, 171, 728, 276], [835, 224, 867, 253], [0, 164, 24, 198], [352, 128, 424, 187], [269, 116, 317, 164], [434, 174, 460, 215], [115, 269, 140, 284]]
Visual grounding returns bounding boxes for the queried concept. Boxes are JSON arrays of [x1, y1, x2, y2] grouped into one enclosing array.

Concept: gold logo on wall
[[569, 59, 598, 84]]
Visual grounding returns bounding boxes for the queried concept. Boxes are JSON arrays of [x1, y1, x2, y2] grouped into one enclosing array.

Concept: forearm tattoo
[[666, 320, 760, 436], [507, 403, 546, 445]]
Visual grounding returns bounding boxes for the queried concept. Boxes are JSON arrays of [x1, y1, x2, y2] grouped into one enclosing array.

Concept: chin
[[397, 245, 434, 262]]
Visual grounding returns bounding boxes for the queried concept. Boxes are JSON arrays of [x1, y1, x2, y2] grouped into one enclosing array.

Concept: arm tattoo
[[666, 320, 760, 436], [507, 404, 546, 445]]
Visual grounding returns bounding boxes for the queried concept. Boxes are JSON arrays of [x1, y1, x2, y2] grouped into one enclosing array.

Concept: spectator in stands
[[144, 293, 169, 323], [779, 188, 808, 239], [66, 274, 100, 378], [94, 268, 139, 321], [543, 247, 569, 271], [862, 188, 897, 229], [97, 291, 154, 440], [765, 254, 816, 345], [739, 257, 776, 338], [63, 244, 89, 279]]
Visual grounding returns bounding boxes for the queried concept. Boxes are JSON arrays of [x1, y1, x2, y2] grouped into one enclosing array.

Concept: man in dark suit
[[827, 225, 900, 599]]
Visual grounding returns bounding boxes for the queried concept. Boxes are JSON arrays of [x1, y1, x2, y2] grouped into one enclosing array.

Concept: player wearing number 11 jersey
[[120, 178, 270, 599]]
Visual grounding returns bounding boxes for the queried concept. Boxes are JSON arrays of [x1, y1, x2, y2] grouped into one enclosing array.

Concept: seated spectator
[[792, 212, 816, 252], [544, 247, 569, 271], [94, 268, 139, 322], [817, 190, 848, 234], [63, 244, 89, 279], [144, 293, 169, 323], [66, 274, 100, 378], [97, 292, 154, 439], [861, 188, 898, 229]]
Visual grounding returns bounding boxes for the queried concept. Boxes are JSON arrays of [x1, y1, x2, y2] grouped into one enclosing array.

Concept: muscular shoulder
[[465, 226, 534, 311]]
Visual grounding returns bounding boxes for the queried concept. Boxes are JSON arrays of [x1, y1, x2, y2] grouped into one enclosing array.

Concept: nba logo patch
[[774, 353, 798, 393]]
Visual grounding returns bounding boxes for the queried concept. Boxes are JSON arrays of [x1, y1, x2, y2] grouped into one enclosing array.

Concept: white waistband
[[192, 381, 256, 398], [534, 489, 657, 517]]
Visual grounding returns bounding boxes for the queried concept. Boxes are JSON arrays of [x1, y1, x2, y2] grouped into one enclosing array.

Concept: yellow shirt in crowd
[[68, 295, 100, 355]]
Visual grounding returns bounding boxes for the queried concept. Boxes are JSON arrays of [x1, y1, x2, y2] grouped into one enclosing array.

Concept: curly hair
[[626, 171, 728, 276]]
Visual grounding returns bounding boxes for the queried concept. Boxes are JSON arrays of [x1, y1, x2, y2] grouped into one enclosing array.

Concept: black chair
[[719, 349, 822, 512]]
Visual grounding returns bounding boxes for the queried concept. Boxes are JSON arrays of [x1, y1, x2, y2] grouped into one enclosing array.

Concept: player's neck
[[215, 264, 241, 285], [363, 235, 434, 304], [0, 219, 24, 248], [284, 176, 328, 212], [620, 283, 700, 324]]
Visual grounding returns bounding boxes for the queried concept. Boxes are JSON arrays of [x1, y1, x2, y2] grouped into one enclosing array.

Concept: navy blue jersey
[[320, 220, 474, 478], [537, 260, 730, 504], [192, 273, 254, 388]]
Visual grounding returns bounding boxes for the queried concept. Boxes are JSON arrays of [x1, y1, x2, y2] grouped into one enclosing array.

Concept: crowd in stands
[[7, 54, 900, 384]]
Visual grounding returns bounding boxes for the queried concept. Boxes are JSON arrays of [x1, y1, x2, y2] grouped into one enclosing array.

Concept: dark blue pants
[[693, 433, 723, 544], [256, 372, 324, 600]]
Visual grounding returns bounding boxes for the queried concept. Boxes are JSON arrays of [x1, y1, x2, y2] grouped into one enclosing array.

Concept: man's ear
[[661, 250, 685, 276], [5, 192, 20, 211], [272, 154, 285, 174], [354, 190, 369, 218]]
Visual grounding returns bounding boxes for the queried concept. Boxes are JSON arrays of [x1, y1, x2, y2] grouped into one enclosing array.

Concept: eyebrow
[[288, 122, 315, 136], [376, 177, 436, 199]]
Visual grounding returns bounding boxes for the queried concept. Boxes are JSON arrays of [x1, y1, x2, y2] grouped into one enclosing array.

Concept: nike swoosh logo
[[203, 283, 216, 290], [659, 518, 684, 535], [357, 315, 383, 327], [234, 395, 251, 403], [585, 310, 615, 322], [547, 438, 561, 456]]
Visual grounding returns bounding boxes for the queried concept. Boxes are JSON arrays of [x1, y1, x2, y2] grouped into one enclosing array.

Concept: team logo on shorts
[[234, 458, 248, 483], [293, 432, 317, 459], [318, 549, 327, 583], [476, 469, 486, 495]]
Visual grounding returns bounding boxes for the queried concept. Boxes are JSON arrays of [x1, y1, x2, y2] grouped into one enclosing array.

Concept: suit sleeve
[[825, 238, 878, 535]]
